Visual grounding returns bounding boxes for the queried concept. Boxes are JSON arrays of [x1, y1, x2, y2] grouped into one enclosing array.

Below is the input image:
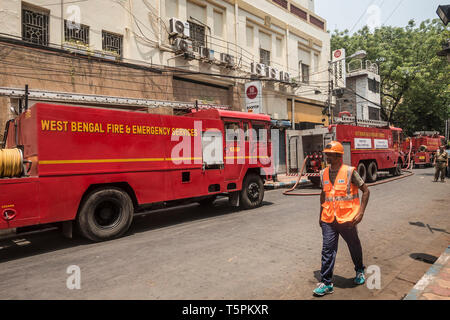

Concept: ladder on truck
[[333, 115, 389, 128], [0, 86, 231, 111]]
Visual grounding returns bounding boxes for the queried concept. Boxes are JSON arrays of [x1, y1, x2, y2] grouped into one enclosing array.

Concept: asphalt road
[[0, 167, 449, 300]]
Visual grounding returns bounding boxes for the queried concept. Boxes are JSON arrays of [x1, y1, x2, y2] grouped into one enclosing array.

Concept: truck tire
[[77, 188, 134, 242], [357, 162, 367, 183], [367, 162, 378, 183], [240, 174, 264, 209], [394, 161, 402, 176]]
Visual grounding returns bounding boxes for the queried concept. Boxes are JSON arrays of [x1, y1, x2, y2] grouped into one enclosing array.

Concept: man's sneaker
[[354, 270, 365, 285], [313, 282, 334, 296]]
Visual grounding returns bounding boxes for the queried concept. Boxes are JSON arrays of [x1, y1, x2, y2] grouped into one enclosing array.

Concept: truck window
[[225, 122, 241, 142], [243, 122, 250, 142], [252, 123, 267, 142]]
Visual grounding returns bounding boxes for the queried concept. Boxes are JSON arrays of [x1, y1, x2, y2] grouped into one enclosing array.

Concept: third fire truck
[[402, 132, 446, 168]]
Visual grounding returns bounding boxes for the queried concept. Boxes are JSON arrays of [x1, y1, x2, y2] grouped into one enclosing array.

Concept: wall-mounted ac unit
[[265, 66, 278, 79], [169, 18, 190, 38], [279, 71, 291, 83], [251, 62, 265, 76], [199, 47, 215, 61], [173, 38, 193, 53], [220, 53, 235, 67]]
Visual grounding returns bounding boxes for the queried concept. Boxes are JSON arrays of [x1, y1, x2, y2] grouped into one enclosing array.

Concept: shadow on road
[[409, 253, 438, 264], [313, 270, 357, 289], [0, 198, 274, 264], [409, 221, 449, 234]]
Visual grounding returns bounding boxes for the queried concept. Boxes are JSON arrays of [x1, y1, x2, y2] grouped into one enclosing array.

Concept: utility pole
[[328, 62, 333, 124]]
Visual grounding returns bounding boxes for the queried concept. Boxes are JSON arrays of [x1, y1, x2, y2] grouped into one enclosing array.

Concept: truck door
[[223, 120, 244, 181], [251, 122, 269, 166]]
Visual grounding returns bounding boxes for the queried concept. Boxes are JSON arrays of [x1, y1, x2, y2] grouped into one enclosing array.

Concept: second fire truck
[[287, 114, 404, 185]]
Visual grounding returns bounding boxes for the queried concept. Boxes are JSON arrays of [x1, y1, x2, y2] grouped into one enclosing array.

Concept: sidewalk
[[404, 245, 450, 300], [264, 174, 312, 190]]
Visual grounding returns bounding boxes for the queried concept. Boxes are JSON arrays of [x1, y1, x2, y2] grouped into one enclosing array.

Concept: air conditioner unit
[[251, 62, 265, 76], [220, 53, 235, 67], [169, 18, 190, 38], [199, 47, 215, 61], [265, 66, 278, 79], [173, 38, 193, 53], [270, 67, 278, 79], [279, 71, 290, 83]]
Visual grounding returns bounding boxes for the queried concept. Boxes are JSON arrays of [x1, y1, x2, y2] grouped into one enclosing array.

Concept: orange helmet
[[323, 141, 344, 154]]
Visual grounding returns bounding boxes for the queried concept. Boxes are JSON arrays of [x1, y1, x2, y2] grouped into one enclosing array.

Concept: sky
[[315, 0, 445, 34]]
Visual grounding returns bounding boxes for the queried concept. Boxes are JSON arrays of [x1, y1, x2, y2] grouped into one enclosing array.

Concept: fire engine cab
[[0, 102, 272, 241]]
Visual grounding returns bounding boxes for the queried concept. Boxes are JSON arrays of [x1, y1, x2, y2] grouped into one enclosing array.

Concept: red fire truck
[[0, 102, 272, 241], [402, 132, 445, 168], [287, 116, 404, 184]]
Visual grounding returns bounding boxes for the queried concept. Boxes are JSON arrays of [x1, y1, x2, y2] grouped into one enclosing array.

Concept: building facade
[[0, 0, 330, 173], [337, 60, 381, 121]]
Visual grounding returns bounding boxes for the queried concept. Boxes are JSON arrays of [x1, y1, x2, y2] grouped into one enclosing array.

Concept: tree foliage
[[331, 19, 450, 136]]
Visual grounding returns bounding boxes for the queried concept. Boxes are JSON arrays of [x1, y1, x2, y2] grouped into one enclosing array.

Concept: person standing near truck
[[433, 145, 449, 182], [313, 141, 371, 296]]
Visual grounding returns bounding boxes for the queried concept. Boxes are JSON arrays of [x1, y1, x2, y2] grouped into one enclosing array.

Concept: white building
[[337, 60, 381, 121], [0, 0, 331, 173]]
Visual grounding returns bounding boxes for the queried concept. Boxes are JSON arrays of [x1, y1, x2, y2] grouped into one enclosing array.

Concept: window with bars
[[260, 48, 271, 66], [188, 21, 206, 51], [102, 31, 123, 56], [22, 7, 49, 46], [272, 0, 288, 9], [300, 63, 310, 84], [64, 20, 89, 45], [368, 78, 380, 93]]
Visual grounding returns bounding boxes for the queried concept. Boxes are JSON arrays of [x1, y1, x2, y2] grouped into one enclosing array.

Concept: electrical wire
[[382, 0, 405, 26]]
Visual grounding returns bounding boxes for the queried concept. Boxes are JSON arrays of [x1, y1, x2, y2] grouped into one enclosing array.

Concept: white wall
[[1, 0, 329, 115]]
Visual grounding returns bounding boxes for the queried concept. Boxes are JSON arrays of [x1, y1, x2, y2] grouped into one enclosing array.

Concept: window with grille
[[188, 21, 205, 51], [102, 31, 123, 56], [64, 20, 89, 45], [300, 63, 310, 84], [22, 7, 49, 46], [368, 78, 380, 93], [260, 49, 271, 66]]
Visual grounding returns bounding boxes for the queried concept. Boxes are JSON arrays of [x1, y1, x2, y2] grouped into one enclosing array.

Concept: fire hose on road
[[283, 158, 415, 197]]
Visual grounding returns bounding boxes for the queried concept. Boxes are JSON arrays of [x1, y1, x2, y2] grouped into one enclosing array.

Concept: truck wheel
[[77, 188, 134, 242], [240, 174, 264, 209], [309, 176, 321, 188], [367, 162, 378, 183], [394, 161, 402, 176], [357, 163, 367, 183]]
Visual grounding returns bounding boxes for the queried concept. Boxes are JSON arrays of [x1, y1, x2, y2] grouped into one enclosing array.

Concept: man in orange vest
[[313, 141, 371, 296]]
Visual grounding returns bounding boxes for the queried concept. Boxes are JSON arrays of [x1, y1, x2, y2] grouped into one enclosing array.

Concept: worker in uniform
[[313, 141, 371, 296], [433, 145, 449, 182]]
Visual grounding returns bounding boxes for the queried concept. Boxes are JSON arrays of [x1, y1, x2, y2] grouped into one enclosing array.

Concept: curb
[[403, 245, 450, 300]]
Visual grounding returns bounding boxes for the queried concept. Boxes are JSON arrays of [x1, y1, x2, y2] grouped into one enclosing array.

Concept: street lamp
[[437, 5, 450, 26], [328, 50, 367, 124], [348, 50, 368, 60]]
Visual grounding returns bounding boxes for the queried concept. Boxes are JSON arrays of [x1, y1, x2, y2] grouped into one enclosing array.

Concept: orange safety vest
[[320, 164, 360, 224]]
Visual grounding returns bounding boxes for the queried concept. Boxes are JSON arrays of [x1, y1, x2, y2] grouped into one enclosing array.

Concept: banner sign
[[374, 139, 388, 149], [354, 138, 372, 149], [332, 49, 346, 89], [245, 81, 263, 114]]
